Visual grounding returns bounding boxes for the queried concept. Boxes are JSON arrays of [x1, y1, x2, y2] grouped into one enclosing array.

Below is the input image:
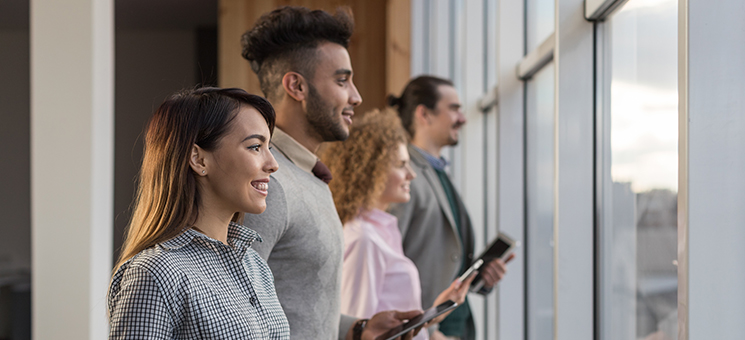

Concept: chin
[[244, 203, 267, 215], [395, 194, 411, 203]]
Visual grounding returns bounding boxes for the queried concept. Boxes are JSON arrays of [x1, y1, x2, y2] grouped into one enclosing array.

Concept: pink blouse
[[340, 209, 428, 340]]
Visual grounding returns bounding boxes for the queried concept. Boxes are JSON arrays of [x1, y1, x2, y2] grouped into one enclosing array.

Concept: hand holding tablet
[[374, 301, 458, 340]]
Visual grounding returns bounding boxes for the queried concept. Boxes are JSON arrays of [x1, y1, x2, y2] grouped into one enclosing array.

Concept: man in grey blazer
[[241, 6, 421, 340], [389, 76, 512, 340]]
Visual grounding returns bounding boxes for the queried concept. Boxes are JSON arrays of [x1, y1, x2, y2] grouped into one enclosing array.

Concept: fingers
[[394, 309, 424, 321], [481, 258, 508, 287], [504, 253, 516, 263], [460, 270, 478, 287], [363, 310, 423, 340]]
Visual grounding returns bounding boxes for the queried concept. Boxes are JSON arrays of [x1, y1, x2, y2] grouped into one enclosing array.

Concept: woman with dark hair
[[320, 109, 474, 340], [108, 87, 289, 339]]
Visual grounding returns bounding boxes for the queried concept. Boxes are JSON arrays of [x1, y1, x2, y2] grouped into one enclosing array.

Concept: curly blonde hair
[[320, 109, 408, 224]]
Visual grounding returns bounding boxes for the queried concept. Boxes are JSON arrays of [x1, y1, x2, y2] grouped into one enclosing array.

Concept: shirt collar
[[270, 128, 318, 174], [411, 144, 449, 171], [160, 222, 263, 251], [361, 208, 399, 227]]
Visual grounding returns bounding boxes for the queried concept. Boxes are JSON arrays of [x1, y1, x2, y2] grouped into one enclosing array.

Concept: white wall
[[554, 0, 595, 338], [496, 0, 526, 337], [680, 0, 745, 338], [31, 0, 113, 338]]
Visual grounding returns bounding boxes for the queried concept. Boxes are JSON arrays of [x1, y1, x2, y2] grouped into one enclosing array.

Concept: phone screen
[[481, 238, 511, 261]]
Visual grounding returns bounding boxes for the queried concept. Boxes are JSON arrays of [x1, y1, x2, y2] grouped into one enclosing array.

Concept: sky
[[609, 0, 679, 193]]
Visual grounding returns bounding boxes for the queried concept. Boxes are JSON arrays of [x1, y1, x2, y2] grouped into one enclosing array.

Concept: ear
[[414, 104, 432, 127], [281, 72, 308, 102], [188, 144, 208, 176]]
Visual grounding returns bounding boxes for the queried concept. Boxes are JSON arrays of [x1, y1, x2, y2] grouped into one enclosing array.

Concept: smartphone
[[469, 232, 518, 291], [374, 300, 458, 340]]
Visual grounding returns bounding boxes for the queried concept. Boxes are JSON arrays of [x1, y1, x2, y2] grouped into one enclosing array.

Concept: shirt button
[[249, 296, 258, 307], [451, 254, 459, 261]]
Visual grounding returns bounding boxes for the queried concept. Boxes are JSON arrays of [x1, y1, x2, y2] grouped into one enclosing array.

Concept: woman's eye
[[248, 144, 261, 151]]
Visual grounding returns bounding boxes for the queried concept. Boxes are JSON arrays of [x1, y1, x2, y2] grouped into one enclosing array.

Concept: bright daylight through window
[[598, 0, 678, 339]]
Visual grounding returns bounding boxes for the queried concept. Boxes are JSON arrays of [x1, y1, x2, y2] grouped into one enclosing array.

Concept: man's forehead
[[437, 85, 461, 106], [314, 42, 353, 73]]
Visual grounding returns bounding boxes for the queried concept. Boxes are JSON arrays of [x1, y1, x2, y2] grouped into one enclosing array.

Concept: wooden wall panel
[[386, 0, 411, 98], [218, 0, 406, 115], [218, 0, 273, 94]]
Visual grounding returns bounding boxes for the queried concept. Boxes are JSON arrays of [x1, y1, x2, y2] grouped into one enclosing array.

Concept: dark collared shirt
[[108, 222, 290, 339]]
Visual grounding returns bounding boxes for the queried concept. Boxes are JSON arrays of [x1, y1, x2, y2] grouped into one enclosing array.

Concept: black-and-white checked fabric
[[108, 222, 290, 339]]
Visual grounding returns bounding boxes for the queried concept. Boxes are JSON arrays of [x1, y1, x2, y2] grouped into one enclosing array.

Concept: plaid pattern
[[108, 222, 290, 339]]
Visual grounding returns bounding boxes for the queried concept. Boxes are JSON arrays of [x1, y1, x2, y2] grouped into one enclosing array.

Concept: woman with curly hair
[[320, 109, 474, 340]]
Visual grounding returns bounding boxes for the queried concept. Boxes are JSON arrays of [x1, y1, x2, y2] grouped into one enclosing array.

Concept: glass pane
[[526, 0, 554, 52], [600, 1, 678, 340], [526, 61, 554, 340]]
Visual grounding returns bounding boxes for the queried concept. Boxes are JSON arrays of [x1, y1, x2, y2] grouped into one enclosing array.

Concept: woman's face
[[201, 105, 278, 215], [379, 143, 416, 206]]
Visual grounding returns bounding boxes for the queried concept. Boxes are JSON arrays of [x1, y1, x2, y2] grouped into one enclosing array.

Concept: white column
[[458, 1, 487, 339], [678, 0, 745, 338], [31, 0, 113, 338], [496, 0, 526, 338], [554, 0, 595, 338]]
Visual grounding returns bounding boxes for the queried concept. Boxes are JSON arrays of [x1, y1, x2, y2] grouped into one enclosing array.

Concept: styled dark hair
[[241, 6, 355, 100], [115, 87, 275, 271], [387, 75, 454, 137]]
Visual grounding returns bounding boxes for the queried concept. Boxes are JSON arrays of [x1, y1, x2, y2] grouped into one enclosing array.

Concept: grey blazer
[[389, 144, 475, 308]]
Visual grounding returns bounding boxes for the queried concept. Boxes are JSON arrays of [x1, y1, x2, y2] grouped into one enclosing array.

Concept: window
[[597, 1, 679, 339], [526, 0, 554, 51], [526, 61, 555, 340]]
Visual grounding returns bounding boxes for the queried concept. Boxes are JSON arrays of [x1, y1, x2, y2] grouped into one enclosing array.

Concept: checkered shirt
[[108, 222, 290, 339]]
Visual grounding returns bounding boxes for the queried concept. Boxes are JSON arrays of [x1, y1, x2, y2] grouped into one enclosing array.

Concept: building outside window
[[597, 0, 679, 339]]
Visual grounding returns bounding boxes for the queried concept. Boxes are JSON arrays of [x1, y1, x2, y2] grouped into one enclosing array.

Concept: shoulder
[[343, 218, 383, 252], [343, 217, 373, 241], [112, 246, 187, 287]]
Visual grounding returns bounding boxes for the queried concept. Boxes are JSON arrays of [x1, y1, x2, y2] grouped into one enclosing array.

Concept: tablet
[[469, 232, 518, 291], [374, 300, 458, 340]]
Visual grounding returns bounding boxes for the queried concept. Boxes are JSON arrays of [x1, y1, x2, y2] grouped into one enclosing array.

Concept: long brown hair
[[320, 109, 408, 224], [114, 87, 275, 271]]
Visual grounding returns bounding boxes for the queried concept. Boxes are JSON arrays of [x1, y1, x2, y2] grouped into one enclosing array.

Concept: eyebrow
[[335, 69, 352, 76], [241, 134, 267, 143], [449, 103, 462, 109]]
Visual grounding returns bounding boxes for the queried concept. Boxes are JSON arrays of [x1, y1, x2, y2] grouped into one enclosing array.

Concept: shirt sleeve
[[109, 265, 174, 340], [340, 230, 387, 319]]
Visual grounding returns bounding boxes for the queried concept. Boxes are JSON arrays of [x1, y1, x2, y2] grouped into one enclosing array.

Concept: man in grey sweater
[[241, 6, 420, 340]]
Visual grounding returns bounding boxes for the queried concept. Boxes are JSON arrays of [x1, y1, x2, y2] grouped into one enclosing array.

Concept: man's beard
[[446, 123, 463, 146], [306, 83, 349, 142]]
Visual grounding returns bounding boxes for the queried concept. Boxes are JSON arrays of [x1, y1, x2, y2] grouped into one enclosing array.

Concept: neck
[[273, 99, 323, 154], [411, 135, 442, 159], [372, 198, 389, 212], [192, 201, 234, 245]]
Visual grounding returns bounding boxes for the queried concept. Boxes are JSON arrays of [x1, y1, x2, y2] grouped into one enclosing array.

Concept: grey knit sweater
[[244, 148, 356, 340]]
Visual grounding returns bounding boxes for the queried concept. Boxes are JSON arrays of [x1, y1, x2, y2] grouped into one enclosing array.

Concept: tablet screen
[[374, 300, 458, 340]]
